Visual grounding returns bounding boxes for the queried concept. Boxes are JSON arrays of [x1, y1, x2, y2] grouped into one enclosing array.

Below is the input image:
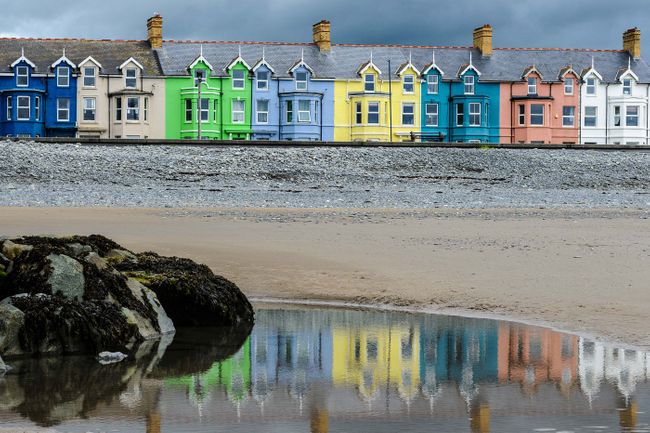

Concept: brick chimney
[[473, 24, 493, 57], [147, 13, 163, 49], [623, 27, 641, 59], [313, 20, 331, 53]]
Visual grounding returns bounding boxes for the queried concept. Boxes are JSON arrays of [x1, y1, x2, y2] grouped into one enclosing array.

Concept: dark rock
[[7, 294, 141, 355], [115, 252, 254, 327], [0, 234, 253, 358]]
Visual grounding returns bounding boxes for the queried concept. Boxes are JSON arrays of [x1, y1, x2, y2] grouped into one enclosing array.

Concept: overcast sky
[[2, 0, 648, 58]]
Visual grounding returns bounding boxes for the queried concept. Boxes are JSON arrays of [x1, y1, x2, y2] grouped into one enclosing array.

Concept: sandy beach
[[1, 206, 648, 349]]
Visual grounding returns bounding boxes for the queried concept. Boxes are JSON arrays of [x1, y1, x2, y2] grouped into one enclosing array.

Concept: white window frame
[[232, 99, 245, 124], [586, 78, 597, 96], [626, 105, 639, 127], [530, 104, 544, 126], [115, 97, 122, 121], [199, 98, 209, 123], [562, 105, 575, 127], [456, 103, 464, 126], [144, 97, 149, 122], [584, 106, 597, 127], [256, 99, 269, 124], [286, 100, 293, 123], [125, 68, 137, 89], [464, 75, 475, 95], [364, 74, 375, 92], [295, 72, 308, 91], [614, 105, 621, 127], [83, 97, 96, 122], [57, 98, 70, 122], [232, 69, 245, 90], [564, 77, 574, 95], [185, 99, 192, 123], [257, 71, 269, 91], [298, 99, 311, 122], [83, 66, 96, 88], [623, 79, 632, 96], [403, 74, 414, 94], [425, 103, 438, 127], [355, 102, 362, 124], [469, 102, 481, 126], [368, 102, 379, 125], [427, 75, 438, 94], [527, 77, 537, 95], [16, 66, 28, 87], [6, 96, 12, 121], [401, 103, 414, 126], [518, 105, 525, 126], [126, 96, 140, 121], [57, 66, 69, 87], [16, 96, 30, 121], [34, 96, 40, 121]]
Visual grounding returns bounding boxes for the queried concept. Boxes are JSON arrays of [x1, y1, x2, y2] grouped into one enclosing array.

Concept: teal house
[[420, 50, 500, 143]]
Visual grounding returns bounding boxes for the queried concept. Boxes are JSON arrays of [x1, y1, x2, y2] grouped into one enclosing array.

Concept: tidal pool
[[0, 305, 648, 433]]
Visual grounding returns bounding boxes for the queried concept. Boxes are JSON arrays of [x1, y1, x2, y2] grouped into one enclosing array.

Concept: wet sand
[[1, 206, 649, 349]]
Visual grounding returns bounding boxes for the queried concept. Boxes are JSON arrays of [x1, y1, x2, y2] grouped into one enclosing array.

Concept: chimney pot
[[313, 20, 331, 53], [473, 24, 493, 57], [623, 27, 641, 59], [147, 14, 163, 49]]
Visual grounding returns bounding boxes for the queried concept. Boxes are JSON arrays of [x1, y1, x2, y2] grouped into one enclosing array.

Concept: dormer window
[[195, 69, 206, 81], [16, 66, 28, 87], [364, 74, 375, 92], [295, 71, 308, 91], [403, 75, 414, 94], [623, 79, 632, 95], [83, 67, 96, 87], [57, 66, 69, 87], [232, 70, 245, 89], [257, 71, 269, 90], [564, 78, 574, 95], [125, 68, 137, 88], [586, 78, 597, 95], [527, 77, 537, 95], [427, 75, 438, 94], [464, 76, 475, 95]]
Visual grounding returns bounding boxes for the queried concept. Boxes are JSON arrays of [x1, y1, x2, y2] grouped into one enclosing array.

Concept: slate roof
[[0, 38, 163, 76], [159, 41, 650, 83], [1, 36, 649, 84]]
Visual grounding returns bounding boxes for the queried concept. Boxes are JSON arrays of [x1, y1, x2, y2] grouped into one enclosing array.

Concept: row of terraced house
[[1, 15, 649, 144]]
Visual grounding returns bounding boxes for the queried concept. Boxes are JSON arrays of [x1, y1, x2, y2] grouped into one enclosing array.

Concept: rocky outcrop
[[0, 235, 254, 358], [115, 252, 254, 327]]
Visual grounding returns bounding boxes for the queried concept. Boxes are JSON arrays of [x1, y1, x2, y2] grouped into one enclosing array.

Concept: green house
[[164, 47, 253, 140]]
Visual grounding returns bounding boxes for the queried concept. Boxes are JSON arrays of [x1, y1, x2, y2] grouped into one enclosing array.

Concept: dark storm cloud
[[2, 0, 648, 57]]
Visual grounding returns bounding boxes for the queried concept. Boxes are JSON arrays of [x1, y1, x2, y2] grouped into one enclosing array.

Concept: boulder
[[115, 252, 254, 327], [0, 235, 253, 358], [97, 351, 127, 365]]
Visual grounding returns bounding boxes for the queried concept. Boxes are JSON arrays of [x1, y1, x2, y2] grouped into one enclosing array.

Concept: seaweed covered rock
[[114, 252, 254, 327], [0, 235, 254, 358], [0, 235, 176, 357]]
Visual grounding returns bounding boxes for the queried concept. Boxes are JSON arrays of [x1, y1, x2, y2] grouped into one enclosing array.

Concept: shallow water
[[1, 306, 649, 433]]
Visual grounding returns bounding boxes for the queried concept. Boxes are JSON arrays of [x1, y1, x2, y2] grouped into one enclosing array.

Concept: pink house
[[501, 65, 581, 144]]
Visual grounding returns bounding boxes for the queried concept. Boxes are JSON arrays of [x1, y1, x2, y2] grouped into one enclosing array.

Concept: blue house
[[251, 48, 334, 141], [46, 53, 77, 137], [0, 48, 77, 138], [421, 51, 500, 143]]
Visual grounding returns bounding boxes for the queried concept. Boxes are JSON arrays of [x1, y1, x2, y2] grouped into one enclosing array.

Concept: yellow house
[[332, 323, 420, 402], [334, 52, 421, 142]]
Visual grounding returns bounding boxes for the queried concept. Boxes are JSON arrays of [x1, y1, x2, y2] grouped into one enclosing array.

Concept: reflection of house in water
[[332, 319, 420, 405], [498, 324, 578, 395], [250, 309, 333, 411], [419, 317, 499, 407], [579, 338, 650, 403]]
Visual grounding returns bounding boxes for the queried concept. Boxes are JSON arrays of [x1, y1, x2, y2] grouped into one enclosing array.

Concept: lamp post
[[195, 73, 206, 140]]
